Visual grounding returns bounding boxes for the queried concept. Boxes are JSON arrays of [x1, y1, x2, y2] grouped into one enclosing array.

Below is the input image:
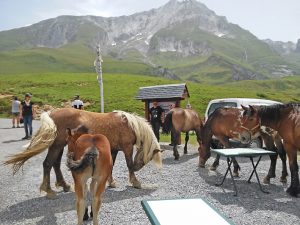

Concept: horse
[[66, 127, 112, 225], [240, 104, 300, 196], [4, 108, 162, 198], [199, 107, 253, 176], [162, 108, 203, 160], [199, 107, 288, 181]]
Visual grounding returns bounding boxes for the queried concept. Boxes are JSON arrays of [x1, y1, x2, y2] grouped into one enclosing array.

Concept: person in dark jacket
[[20, 93, 36, 139], [149, 101, 164, 142]]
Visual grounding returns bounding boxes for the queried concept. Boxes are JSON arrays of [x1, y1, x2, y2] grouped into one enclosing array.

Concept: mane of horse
[[113, 111, 162, 168], [257, 103, 300, 123]]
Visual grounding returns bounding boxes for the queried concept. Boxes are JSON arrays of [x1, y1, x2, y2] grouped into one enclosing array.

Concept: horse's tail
[[162, 111, 173, 134], [67, 146, 99, 173], [114, 111, 162, 168], [4, 112, 57, 175]]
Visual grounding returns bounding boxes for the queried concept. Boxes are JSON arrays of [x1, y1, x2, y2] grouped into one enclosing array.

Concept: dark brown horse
[[66, 128, 112, 225], [162, 108, 203, 160], [199, 107, 288, 181], [4, 108, 162, 198], [240, 104, 300, 196]]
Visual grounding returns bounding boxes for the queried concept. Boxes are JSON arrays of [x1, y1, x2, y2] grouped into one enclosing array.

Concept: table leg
[[248, 156, 269, 194], [215, 157, 238, 196], [247, 156, 262, 183]]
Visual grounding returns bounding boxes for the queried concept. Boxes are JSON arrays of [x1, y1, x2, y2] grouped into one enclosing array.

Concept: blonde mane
[[114, 111, 162, 168]]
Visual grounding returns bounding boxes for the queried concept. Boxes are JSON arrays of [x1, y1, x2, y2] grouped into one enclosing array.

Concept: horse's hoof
[[63, 184, 71, 192], [183, 149, 188, 154], [174, 156, 179, 160], [199, 163, 205, 168], [233, 172, 239, 177], [263, 177, 270, 184], [209, 166, 217, 171], [132, 181, 142, 189], [46, 190, 57, 199], [108, 180, 117, 188], [280, 177, 287, 183], [286, 186, 299, 197]]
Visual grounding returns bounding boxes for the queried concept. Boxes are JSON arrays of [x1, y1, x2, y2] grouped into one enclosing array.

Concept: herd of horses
[[3, 103, 300, 224]]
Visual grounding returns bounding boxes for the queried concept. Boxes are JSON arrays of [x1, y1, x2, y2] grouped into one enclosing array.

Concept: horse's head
[[240, 105, 261, 142], [66, 125, 89, 152]]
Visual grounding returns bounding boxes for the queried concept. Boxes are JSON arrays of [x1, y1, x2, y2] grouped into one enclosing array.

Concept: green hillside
[[1, 73, 299, 118]]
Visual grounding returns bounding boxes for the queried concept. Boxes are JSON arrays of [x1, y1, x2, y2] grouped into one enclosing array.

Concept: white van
[[204, 98, 281, 122], [204, 98, 282, 148]]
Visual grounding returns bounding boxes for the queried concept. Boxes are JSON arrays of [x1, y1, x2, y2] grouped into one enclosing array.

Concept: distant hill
[[0, 0, 299, 83]]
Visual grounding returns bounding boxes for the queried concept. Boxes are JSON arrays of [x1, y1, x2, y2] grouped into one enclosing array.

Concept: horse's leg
[[74, 177, 87, 225], [264, 153, 278, 184], [285, 143, 300, 197], [40, 143, 64, 198], [54, 147, 71, 192], [276, 139, 288, 183], [172, 130, 180, 160], [210, 154, 220, 171], [108, 150, 118, 188], [124, 145, 142, 188], [184, 132, 189, 154], [92, 179, 106, 225], [279, 150, 288, 183]]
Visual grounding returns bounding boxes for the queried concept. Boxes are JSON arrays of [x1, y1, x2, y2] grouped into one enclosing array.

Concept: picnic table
[[141, 198, 234, 225], [211, 148, 277, 196]]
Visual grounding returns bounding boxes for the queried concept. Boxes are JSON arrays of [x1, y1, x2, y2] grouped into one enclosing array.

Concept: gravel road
[[0, 118, 299, 225]]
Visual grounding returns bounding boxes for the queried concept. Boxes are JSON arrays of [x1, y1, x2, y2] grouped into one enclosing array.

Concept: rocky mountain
[[0, 0, 299, 83], [263, 39, 297, 55]]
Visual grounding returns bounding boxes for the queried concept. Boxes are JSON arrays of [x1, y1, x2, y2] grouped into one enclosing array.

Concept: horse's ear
[[66, 128, 72, 137], [241, 105, 248, 111], [249, 105, 257, 114]]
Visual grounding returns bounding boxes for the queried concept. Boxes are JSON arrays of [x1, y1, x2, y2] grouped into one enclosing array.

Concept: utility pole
[[94, 44, 104, 113]]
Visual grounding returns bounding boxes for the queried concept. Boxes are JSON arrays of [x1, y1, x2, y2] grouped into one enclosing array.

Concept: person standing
[[72, 95, 84, 110], [149, 101, 164, 142], [20, 93, 36, 140], [11, 96, 21, 128]]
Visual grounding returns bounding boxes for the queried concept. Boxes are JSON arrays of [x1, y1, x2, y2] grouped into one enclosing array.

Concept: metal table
[[142, 198, 234, 225], [211, 148, 277, 196]]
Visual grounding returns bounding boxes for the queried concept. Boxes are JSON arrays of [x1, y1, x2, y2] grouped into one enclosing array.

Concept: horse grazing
[[66, 128, 112, 225], [162, 108, 203, 160], [4, 108, 162, 198], [240, 104, 300, 196], [199, 107, 252, 176], [199, 107, 288, 180]]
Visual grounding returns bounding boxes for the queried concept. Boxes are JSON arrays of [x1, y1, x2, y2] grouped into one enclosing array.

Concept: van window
[[208, 102, 237, 116]]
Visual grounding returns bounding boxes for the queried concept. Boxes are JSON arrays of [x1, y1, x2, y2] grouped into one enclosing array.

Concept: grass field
[[1, 72, 300, 118]]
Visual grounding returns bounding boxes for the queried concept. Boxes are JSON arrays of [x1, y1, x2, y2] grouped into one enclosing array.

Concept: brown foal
[[66, 128, 112, 225]]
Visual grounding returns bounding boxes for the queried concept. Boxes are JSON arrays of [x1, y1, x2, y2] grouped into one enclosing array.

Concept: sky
[[0, 0, 299, 42]]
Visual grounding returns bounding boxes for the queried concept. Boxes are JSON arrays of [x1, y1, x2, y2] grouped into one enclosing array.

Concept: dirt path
[[0, 118, 299, 225]]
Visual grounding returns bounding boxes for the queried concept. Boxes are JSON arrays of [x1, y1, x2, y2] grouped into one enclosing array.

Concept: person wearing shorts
[[11, 96, 21, 128]]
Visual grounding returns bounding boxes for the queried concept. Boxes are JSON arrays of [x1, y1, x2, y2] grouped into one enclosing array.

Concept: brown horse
[[4, 108, 162, 198], [66, 128, 112, 225], [199, 107, 288, 181], [240, 104, 300, 196], [199, 107, 252, 176], [162, 108, 203, 160]]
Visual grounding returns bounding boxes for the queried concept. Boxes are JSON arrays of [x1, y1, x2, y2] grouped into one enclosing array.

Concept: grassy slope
[[1, 73, 299, 118]]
